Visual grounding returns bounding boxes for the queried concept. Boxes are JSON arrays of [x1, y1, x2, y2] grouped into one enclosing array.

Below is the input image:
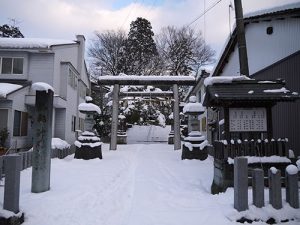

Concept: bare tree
[[156, 26, 215, 76], [88, 30, 127, 77]]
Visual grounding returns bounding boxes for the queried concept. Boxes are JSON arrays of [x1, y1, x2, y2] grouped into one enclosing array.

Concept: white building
[[0, 35, 90, 150]]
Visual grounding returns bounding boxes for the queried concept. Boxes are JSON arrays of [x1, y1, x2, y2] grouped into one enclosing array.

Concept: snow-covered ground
[[0, 126, 299, 225]]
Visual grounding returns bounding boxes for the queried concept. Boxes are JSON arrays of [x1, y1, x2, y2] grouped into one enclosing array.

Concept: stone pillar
[[268, 167, 282, 209], [173, 84, 181, 150], [252, 168, 264, 208], [234, 157, 248, 211], [110, 84, 120, 150], [285, 165, 299, 208], [3, 154, 21, 213], [31, 90, 53, 193]]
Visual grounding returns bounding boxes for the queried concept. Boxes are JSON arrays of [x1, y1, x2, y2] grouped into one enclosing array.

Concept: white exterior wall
[[28, 53, 54, 84], [221, 18, 300, 77]]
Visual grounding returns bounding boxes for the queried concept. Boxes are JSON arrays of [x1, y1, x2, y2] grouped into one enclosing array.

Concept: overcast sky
[[0, 0, 299, 67]]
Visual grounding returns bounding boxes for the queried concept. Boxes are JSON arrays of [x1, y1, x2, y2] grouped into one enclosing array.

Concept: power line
[[120, 0, 139, 29], [187, 0, 223, 27]]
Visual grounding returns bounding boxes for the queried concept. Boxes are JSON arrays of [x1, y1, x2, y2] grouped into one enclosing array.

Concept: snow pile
[[118, 114, 126, 119], [0, 38, 76, 49], [0, 83, 22, 97], [286, 165, 298, 175], [227, 156, 291, 164], [296, 159, 300, 171], [270, 167, 278, 174], [74, 141, 101, 148], [204, 75, 252, 86], [31, 82, 54, 93], [157, 112, 166, 127], [183, 102, 205, 113], [78, 136, 101, 142], [51, 138, 70, 150], [78, 102, 101, 114]]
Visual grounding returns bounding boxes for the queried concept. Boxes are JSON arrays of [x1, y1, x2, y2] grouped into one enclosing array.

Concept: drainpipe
[[234, 0, 249, 77]]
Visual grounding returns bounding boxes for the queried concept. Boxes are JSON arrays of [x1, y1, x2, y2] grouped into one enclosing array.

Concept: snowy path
[[1, 143, 299, 225]]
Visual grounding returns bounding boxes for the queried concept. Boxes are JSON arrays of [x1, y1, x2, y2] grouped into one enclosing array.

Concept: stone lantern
[[74, 97, 102, 159], [181, 96, 208, 160], [117, 114, 127, 144], [168, 113, 174, 144]]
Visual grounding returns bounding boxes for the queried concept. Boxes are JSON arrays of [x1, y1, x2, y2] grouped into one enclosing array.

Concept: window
[[71, 115, 76, 132], [79, 82, 86, 98], [68, 68, 78, 89], [1, 57, 23, 74], [79, 118, 84, 131], [13, 110, 28, 136]]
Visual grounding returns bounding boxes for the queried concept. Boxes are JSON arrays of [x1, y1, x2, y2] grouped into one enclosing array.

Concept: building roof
[[210, 3, 300, 78], [0, 38, 77, 49], [203, 79, 299, 107], [0, 80, 31, 98]]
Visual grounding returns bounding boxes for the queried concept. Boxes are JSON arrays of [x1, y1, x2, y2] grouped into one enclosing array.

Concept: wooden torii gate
[[98, 75, 196, 150]]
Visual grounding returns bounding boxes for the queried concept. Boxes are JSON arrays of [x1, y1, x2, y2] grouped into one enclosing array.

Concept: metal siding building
[[253, 51, 300, 157]]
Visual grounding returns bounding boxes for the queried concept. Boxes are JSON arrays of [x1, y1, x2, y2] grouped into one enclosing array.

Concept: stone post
[[268, 167, 282, 209], [285, 165, 299, 208], [110, 84, 120, 150], [173, 84, 181, 150], [234, 157, 248, 211], [252, 168, 264, 208], [31, 90, 53, 193], [3, 154, 21, 213]]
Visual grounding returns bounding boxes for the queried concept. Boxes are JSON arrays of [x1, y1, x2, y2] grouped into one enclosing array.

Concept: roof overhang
[[203, 79, 300, 107]]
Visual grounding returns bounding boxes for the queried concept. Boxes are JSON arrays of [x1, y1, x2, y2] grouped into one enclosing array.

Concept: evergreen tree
[[125, 17, 158, 75], [0, 24, 24, 38]]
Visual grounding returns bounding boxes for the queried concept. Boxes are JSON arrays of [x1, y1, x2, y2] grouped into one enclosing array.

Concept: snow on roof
[[245, 2, 300, 18], [32, 82, 54, 93], [263, 87, 290, 93], [78, 102, 101, 114], [98, 75, 195, 82], [0, 83, 22, 97], [204, 75, 252, 86], [0, 38, 77, 49]]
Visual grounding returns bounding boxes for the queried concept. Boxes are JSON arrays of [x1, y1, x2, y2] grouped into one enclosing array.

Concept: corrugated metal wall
[[253, 51, 300, 157]]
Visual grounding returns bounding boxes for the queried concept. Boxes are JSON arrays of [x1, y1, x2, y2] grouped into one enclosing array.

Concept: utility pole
[[234, 0, 249, 77]]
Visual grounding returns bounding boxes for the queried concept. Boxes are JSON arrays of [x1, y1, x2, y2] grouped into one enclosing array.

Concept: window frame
[[13, 110, 28, 137], [0, 57, 24, 75]]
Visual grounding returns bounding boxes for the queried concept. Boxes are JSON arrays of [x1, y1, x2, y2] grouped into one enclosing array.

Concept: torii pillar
[[110, 84, 120, 150], [173, 84, 181, 150]]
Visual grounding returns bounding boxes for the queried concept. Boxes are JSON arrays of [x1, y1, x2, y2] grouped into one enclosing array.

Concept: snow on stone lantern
[[74, 96, 102, 159], [181, 96, 208, 160]]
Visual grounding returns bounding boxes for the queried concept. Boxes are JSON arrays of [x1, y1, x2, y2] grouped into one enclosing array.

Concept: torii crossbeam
[[98, 75, 196, 150]]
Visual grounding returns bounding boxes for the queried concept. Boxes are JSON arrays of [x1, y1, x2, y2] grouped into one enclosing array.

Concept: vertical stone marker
[[234, 157, 248, 211], [4, 154, 21, 213], [268, 167, 282, 209], [31, 82, 54, 193], [285, 165, 299, 208], [252, 168, 264, 208]]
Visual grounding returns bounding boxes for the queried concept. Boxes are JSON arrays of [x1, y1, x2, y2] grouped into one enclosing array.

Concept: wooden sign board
[[229, 108, 267, 132]]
